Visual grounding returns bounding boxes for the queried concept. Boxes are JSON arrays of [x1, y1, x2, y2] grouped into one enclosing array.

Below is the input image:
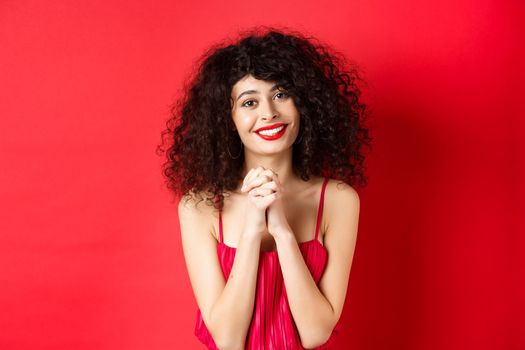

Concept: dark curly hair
[[157, 26, 373, 209]]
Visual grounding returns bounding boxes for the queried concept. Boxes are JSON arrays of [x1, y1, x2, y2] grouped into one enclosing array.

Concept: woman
[[158, 27, 372, 349]]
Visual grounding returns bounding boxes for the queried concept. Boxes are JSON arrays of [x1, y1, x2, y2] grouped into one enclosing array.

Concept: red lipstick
[[254, 123, 288, 141], [254, 123, 287, 132]]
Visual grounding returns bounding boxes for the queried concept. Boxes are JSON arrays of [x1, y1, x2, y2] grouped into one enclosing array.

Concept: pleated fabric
[[194, 177, 341, 349]]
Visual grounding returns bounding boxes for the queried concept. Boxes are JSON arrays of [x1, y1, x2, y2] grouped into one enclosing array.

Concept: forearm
[[208, 232, 261, 349], [275, 230, 335, 348]]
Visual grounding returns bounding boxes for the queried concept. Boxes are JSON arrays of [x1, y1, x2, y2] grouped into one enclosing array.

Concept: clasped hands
[[241, 166, 293, 238]]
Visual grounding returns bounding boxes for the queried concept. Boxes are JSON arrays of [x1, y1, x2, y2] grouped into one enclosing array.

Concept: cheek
[[236, 119, 251, 133], [233, 112, 255, 130], [231, 113, 244, 131], [291, 112, 300, 128]]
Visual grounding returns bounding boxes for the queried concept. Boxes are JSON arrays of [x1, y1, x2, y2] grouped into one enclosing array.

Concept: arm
[[273, 181, 360, 348], [178, 196, 263, 350]]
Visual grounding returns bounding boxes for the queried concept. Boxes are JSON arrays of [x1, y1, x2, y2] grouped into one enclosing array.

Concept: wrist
[[242, 229, 264, 243], [272, 227, 295, 243]]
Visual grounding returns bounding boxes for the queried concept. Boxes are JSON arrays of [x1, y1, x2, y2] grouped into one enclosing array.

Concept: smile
[[255, 124, 287, 140]]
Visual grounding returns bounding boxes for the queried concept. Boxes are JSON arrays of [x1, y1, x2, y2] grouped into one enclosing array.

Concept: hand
[[240, 166, 280, 236], [241, 166, 280, 211], [265, 172, 293, 238]]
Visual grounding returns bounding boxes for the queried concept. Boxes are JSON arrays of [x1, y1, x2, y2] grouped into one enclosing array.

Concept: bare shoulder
[[323, 178, 360, 232], [178, 191, 216, 215], [325, 178, 359, 205], [177, 191, 217, 238]]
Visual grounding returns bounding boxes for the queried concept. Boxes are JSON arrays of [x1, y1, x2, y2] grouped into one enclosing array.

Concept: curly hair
[[157, 26, 373, 209]]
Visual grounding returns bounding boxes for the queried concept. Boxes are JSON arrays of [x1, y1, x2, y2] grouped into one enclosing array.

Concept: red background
[[1, 0, 523, 349]]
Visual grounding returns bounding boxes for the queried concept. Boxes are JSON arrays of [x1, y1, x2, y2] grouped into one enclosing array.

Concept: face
[[230, 74, 300, 156]]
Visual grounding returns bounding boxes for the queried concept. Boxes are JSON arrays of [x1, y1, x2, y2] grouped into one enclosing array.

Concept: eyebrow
[[236, 83, 281, 101]]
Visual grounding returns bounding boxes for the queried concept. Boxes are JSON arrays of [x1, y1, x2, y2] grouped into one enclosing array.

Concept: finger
[[249, 186, 275, 197], [248, 166, 265, 183], [245, 167, 260, 183], [258, 192, 279, 206], [263, 172, 283, 195], [260, 181, 278, 192], [242, 167, 263, 191], [268, 171, 280, 185], [245, 167, 270, 189], [261, 169, 276, 178], [266, 168, 278, 175], [263, 170, 280, 188], [246, 173, 272, 191], [244, 168, 255, 182], [242, 168, 255, 189]]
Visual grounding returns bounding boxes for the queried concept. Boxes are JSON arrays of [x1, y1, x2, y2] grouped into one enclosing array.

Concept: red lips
[[254, 123, 287, 133], [255, 124, 288, 141]]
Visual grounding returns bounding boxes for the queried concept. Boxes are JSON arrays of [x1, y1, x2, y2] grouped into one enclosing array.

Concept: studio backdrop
[[0, 0, 523, 349]]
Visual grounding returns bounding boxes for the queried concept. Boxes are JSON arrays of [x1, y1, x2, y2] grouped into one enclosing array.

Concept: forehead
[[231, 75, 277, 95]]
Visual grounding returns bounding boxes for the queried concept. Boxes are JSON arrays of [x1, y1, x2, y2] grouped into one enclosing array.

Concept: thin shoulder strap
[[215, 194, 223, 244], [218, 210, 224, 243], [314, 177, 329, 241]]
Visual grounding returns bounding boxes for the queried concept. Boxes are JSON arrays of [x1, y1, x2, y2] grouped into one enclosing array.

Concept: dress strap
[[218, 210, 224, 244], [314, 177, 329, 241], [214, 194, 223, 244]]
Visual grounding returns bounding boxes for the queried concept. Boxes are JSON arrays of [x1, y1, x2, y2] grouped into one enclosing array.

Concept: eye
[[241, 91, 289, 108], [241, 100, 256, 108], [275, 91, 288, 99]]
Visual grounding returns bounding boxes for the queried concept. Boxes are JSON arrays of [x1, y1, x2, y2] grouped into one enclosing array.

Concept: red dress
[[194, 177, 341, 349]]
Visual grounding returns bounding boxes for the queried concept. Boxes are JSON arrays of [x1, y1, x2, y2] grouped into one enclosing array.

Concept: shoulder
[[177, 191, 217, 235], [323, 178, 360, 227], [325, 178, 360, 205], [178, 190, 217, 213]]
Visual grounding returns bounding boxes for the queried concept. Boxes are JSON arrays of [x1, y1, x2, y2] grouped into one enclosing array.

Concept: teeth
[[257, 125, 285, 136]]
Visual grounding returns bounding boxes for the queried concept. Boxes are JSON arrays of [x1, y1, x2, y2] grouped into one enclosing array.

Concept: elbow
[[213, 336, 245, 350], [206, 305, 246, 350], [301, 335, 331, 349], [300, 326, 333, 349], [301, 337, 327, 350], [208, 321, 245, 350]]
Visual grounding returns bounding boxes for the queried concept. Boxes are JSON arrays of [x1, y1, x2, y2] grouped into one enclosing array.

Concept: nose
[[259, 99, 279, 121]]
